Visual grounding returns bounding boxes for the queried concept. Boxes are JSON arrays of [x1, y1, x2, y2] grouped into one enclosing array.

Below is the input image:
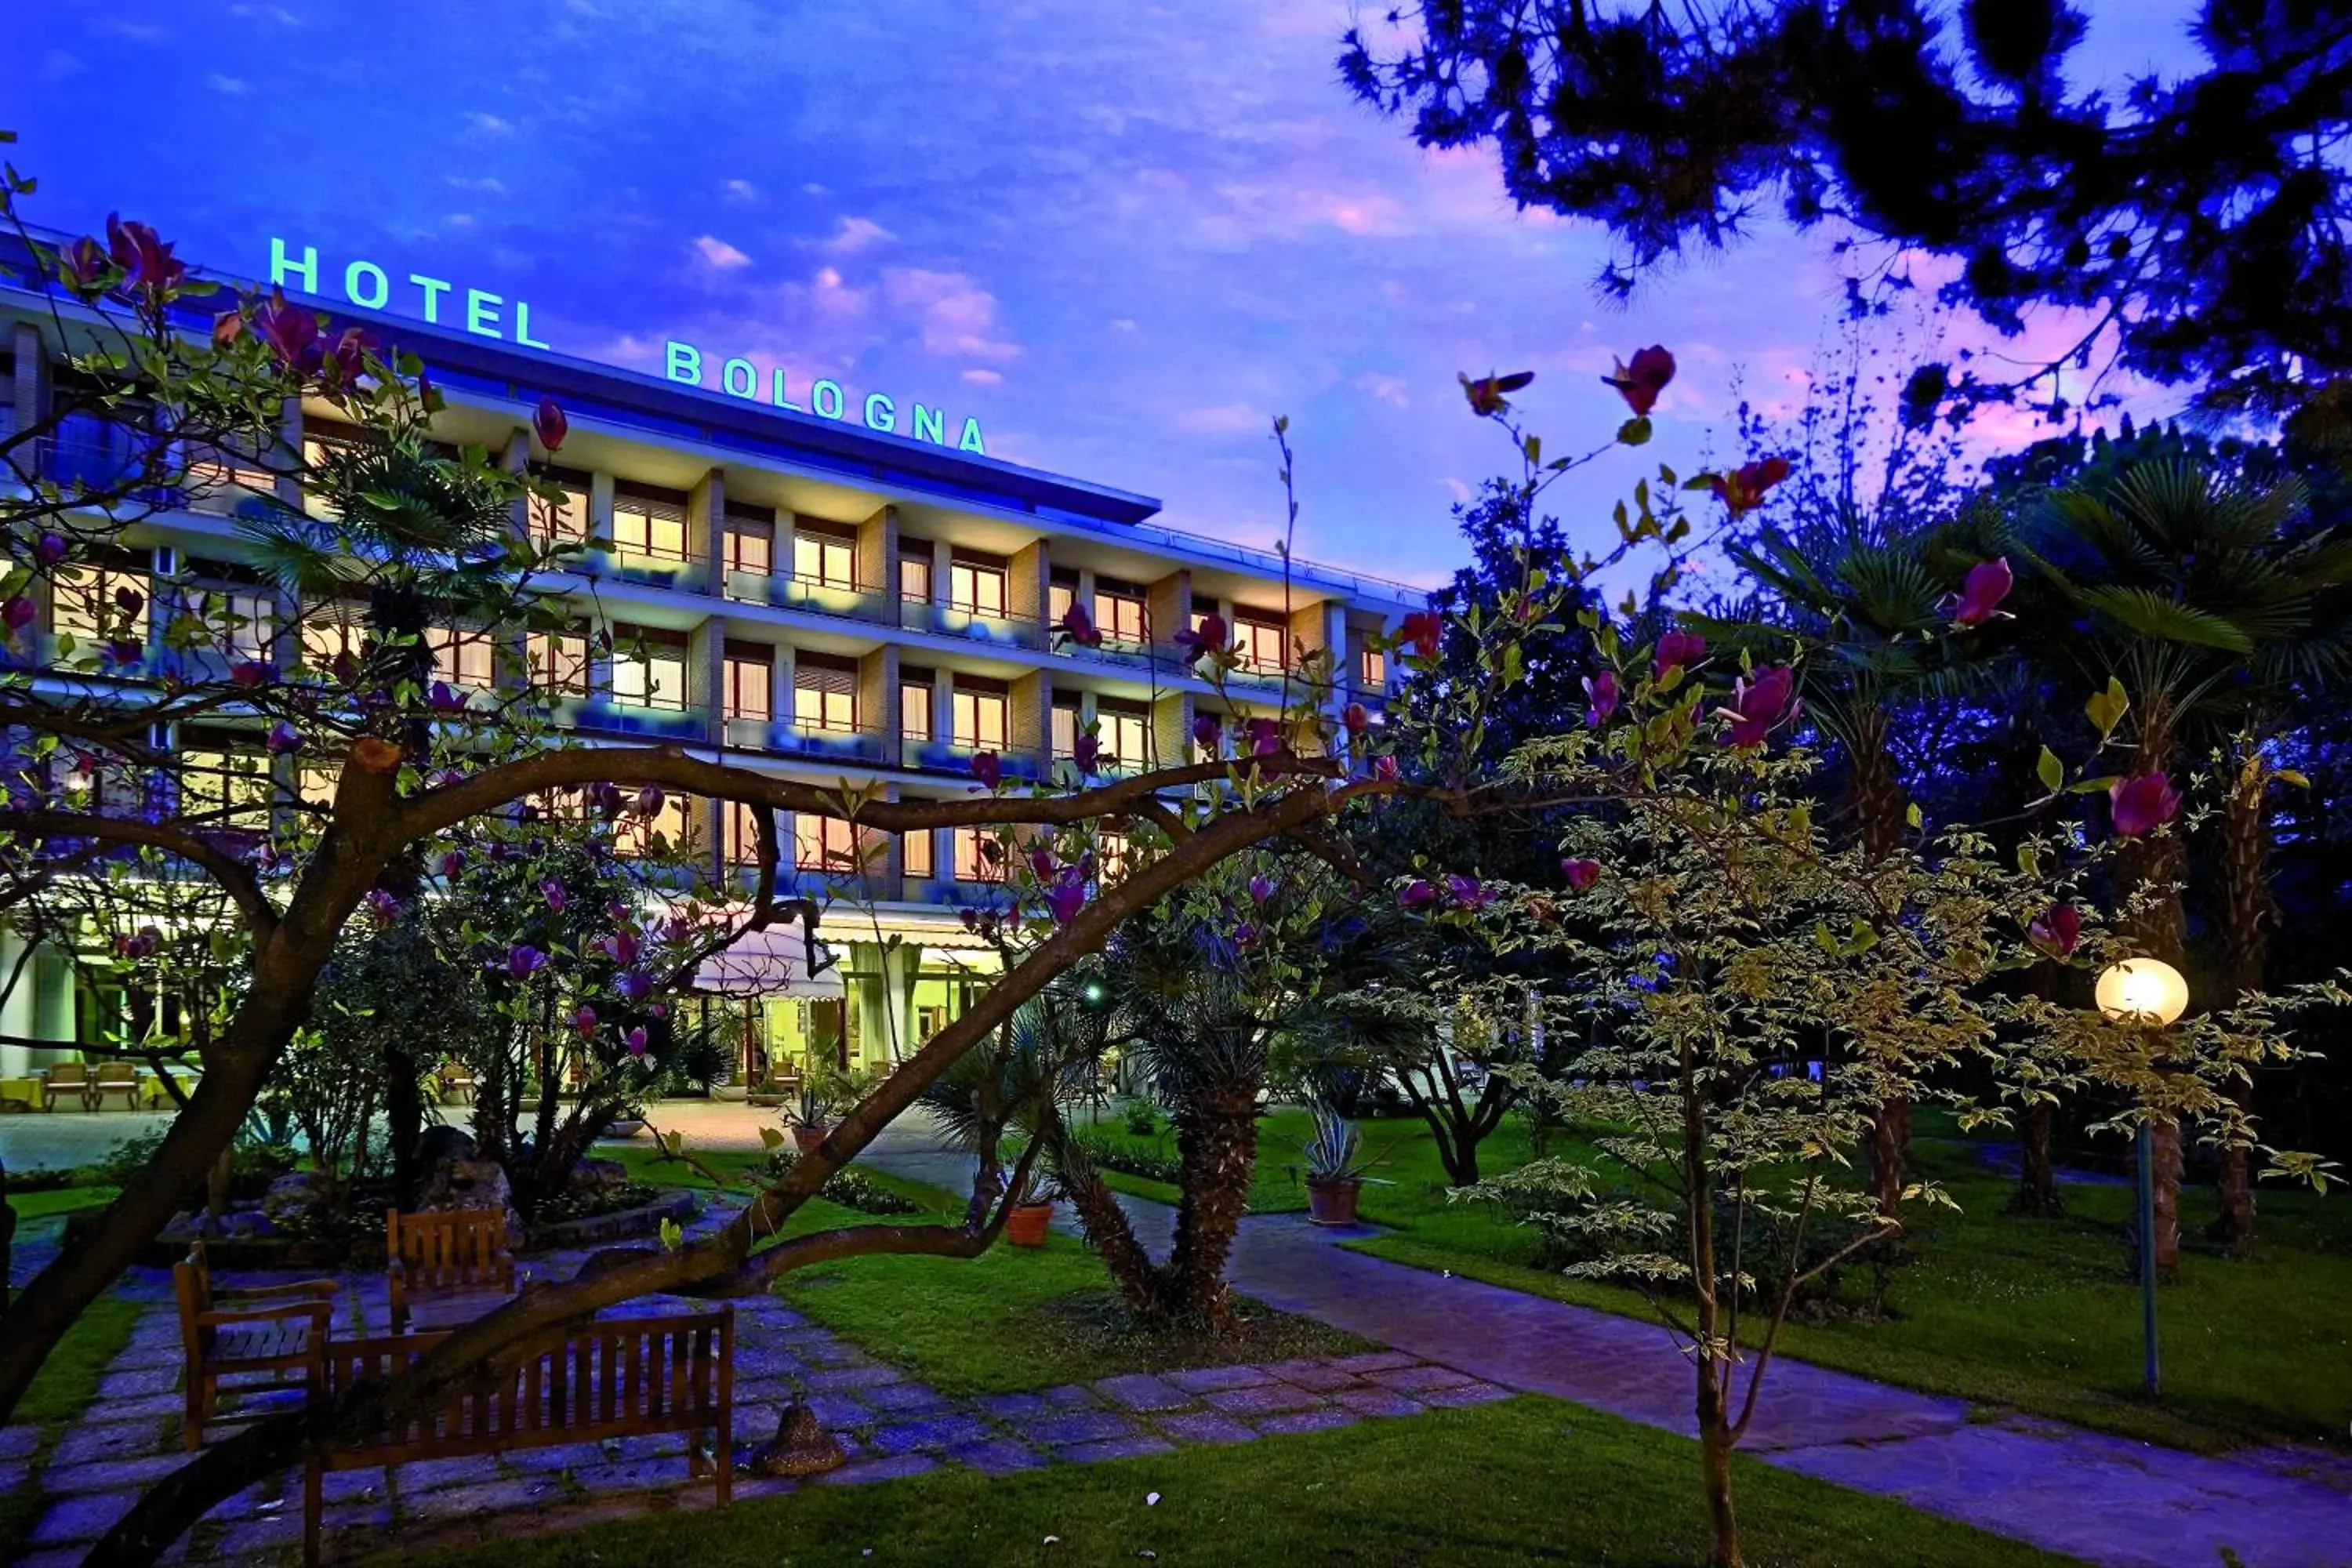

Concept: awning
[[693, 924, 844, 999]]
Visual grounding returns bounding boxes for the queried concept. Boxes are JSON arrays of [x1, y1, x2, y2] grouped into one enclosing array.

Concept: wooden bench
[[304, 1308, 734, 1566], [172, 1243, 339, 1451], [40, 1062, 90, 1112], [387, 1208, 517, 1334], [433, 1064, 477, 1105], [88, 1062, 142, 1111]]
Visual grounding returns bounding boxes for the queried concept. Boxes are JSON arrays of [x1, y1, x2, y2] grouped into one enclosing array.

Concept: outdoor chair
[[39, 1062, 91, 1112], [88, 1061, 143, 1111], [385, 1207, 517, 1333], [172, 1242, 337, 1450], [433, 1064, 476, 1105]]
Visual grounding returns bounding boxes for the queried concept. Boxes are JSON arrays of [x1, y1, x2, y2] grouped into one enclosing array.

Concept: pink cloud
[[694, 234, 752, 268], [883, 268, 1022, 361]]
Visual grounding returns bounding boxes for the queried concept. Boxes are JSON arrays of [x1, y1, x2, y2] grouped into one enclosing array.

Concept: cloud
[[1355, 372, 1410, 408], [226, 3, 301, 21], [1439, 477, 1474, 505], [39, 51, 81, 80], [206, 74, 249, 95], [882, 269, 1021, 361], [961, 368, 1004, 387], [467, 112, 514, 137], [445, 214, 477, 230], [1174, 404, 1269, 437], [1109, 318, 1138, 334], [693, 234, 753, 269], [722, 179, 761, 203], [822, 217, 895, 255], [800, 182, 829, 197], [447, 176, 509, 196]]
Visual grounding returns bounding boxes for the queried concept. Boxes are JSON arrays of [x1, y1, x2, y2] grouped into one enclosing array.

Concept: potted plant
[[790, 1076, 833, 1154], [1301, 1105, 1386, 1226], [1004, 1171, 1062, 1248]]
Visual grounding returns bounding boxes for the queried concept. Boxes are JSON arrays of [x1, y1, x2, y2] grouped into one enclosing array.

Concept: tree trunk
[[2208, 740, 2273, 1253], [1160, 1087, 1260, 1323], [1867, 1098, 1911, 1217], [2149, 1116, 2183, 1281], [1059, 1157, 1163, 1317], [385, 1044, 423, 1207], [2008, 1102, 2064, 1216], [0, 1160, 15, 1313], [1849, 724, 1911, 1221], [1701, 1410, 1742, 1568], [2115, 725, 2188, 1281]]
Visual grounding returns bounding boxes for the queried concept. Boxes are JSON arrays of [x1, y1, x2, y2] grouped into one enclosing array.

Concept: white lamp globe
[[2095, 959, 2190, 1027]]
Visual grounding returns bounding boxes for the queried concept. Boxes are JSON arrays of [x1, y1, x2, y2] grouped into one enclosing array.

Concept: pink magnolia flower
[[1045, 867, 1089, 924], [506, 944, 547, 978], [572, 1004, 598, 1036], [252, 291, 321, 373], [1951, 558, 2014, 626], [1372, 754, 1399, 782], [616, 969, 655, 1002], [1343, 702, 1370, 737], [212, 310, 245, 348], [105, 215, 185, 297], [1399, 611, 1443, 659], [230, 659, 270, 687], [533, 397, 568, 452], [541, 879, 568, 913], [1247, 873, 1275, 903], [1058, 601, 1102, 648], [440, 849, 466, 879], [1461, 369, 1533, 418], [2028, 903, 2082, 957], [1584, 670, 1620, 727], [971, 751, 1004, 789], [3, 598, 35, 636], [1191, 713, 1222, 753], [1561, 856, 1602, 891], [1072, 733, 1102, 775], [601, 929, 641, 967], [1602, 346, 1675, 418], [426, 681, 468, 714], [1399, 879, 1439, 912], [1653, 630, 1707, 677], [1244, 717, 1283, 757], [633, 786, 666, 818], [625, 1026, 649, 1058], [33, 533, 68, 568], [1708, 456, 1792, 516], [1446, 874, 1494, 911], [2110, 773, 2181, 838], [265, 721, 303, 756], [57, 235, 109, 296], [1174, 612, 1228, 662], [1718, 665, 1798, 748]]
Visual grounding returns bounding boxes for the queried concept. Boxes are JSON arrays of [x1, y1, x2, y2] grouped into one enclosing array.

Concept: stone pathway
[[5, 1196, 1510, 1566]]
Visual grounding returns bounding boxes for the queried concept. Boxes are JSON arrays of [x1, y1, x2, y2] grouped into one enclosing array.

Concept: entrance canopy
[[692, 922, 844, 999]]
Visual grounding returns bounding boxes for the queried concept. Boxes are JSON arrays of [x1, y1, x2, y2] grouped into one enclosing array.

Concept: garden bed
[[524, 1185, 697, 1250]]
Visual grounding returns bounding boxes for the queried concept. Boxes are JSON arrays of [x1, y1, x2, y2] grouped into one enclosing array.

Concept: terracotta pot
[[1305, 1176, 1363, 1226], [792, 1123, 829, 1156], [1005, 1201, 1055, 1247]]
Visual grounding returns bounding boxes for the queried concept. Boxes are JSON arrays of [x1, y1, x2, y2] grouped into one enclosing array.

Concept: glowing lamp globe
[[2095, 959, 2189, 1027]]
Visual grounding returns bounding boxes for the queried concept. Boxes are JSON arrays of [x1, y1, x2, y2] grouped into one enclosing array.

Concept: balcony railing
[[901, 736, 1041, 780], [564, 698, 706, 742], [727, 568, 891, 624], [900, 597, 1044, 650], [771, 720, 888, 766]]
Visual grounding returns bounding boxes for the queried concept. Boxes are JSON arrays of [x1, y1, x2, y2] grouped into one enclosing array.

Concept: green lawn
[[1081, 1102, 2352, 1454], [3, 1183, 121, 1222], [0, 1290, 142, 1562], [394, 1393, 2080, 1568]]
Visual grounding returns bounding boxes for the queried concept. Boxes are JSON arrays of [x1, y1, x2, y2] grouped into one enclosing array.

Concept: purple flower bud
[[1584, 670, 1620, 727], [506, 943, 547, 979], [1245, 717, 1282, 757], [541, 878, 568, 912], [230, 659, 270, 687], [601, 928, 641, 966], [1561, 857, 1602, 891], [2109, 773, 2181, 838], [366, 888, 400, 920], [1951, 557, 2014, 627], [572, 1004, 598, 1036], [2, 597, 34, 635], [265, 720, 303, 756], [625, 1025, 649, 1058], [1045, 868, 1088, 924], [427, 681, 468, 714], [1191, 713, 1222, 753], [1247, 873, 1274, 903], [1653, 630, 1707, 677], [1399, 879, 1439, 912], [440, 849, 466, 879], [616, 968, 654, 1001], [1446, 874, 1494, 911], [971, 752, 1003, 789], [534, 397, 568, 452], [33, 533, 67, 568], [634, 786, 666, 818]]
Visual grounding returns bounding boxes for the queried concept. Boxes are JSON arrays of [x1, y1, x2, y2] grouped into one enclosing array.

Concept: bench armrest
[[218, 1278, 339, 1301], [196, 1301, 329, 1327]]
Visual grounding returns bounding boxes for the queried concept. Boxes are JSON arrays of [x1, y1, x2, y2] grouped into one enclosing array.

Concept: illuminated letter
[[666, 341, 702, 384], [911, 404, 945, 445], [811, 379, 845, 419], [343, 260, 387, 309], [771, 368, 803, 411], [958, 418, 986, 455], [269, 237, 318, 293], [409, 274, 452, 322], [722, 357, 758, 398], [514, 300, 550, 350], [862, 392, 895, 433], [465, 289, 503, 339]]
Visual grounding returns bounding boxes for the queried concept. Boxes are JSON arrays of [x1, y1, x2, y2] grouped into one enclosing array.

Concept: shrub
[[1069, 1127, 1183, 1185], [1123, 1101, 1160, 1137], [757, 1152, 924, 1216]]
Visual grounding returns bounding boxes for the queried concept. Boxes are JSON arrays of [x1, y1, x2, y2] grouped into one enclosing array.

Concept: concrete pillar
[[931, 668, 954, 757], [1153, 690, 1195, 768], [930, 539, 953, 613], [10, 322, 47, 434], [876, 938, 916, 1066], [858, 644, 899, 750], [0, 928, 36, 1076], [691, 468, 726, 596], [857, 504, 897, 607], [272, 394, 304, 510], [1009, 539, 1048, 640], [690, 615, 726, 746], [34, 949, 74, 1053], [1010, 670, 1051, 768], [501, 426, 532, 542], [1147, 568, 1190, 653], [771, 643, 797, 730], [589, 471, 616, 550]]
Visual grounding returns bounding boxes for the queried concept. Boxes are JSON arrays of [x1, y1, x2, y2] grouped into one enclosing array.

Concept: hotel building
[[0, 247, 1423, 1097]]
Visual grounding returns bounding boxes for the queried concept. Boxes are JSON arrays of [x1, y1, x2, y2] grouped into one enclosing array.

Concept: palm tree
[[2025, 456, 2352, 1261]]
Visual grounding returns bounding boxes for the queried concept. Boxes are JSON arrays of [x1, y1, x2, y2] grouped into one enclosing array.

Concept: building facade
[[0, 254, 1423, 1094]]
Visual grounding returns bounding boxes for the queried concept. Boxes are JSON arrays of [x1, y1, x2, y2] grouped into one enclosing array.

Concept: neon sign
[[265, 238, 985, 456]]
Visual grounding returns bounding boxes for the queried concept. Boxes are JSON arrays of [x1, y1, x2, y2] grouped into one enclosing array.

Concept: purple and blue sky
[[10, 0, 2207, 587]]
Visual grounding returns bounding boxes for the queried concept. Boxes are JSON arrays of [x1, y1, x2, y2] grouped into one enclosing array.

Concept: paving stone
[[1163, 1363, 1272, 1394], [1365, 1363, 1477, 1395], [215, 1511, 303, 1559], [90, 1392, 187, 1423], [1266, 1362, 1371, 1393], [402, 1475, 569, 1519], [1038, 1384, 1105, 1409], [731, 1346, 808, 1380], [1419, 1381, 1515, 1410], [1059, 1435, 1176, 1465], [1203, 1381, 1327, 1417], [867, 1414, 995, 1455], [0, 1459, 26, 1494], [389, 1454, 505, 1491], [49, 1419, 165, 1467], [318, 1498, 397, 1534], [43, 1451, 195, 1494], [499, 1440, 609, 1476], [94, 1366, 182, 1399], [803, 1363, 904, 1392], [1326, 1350, 1421, 1375], [29, 1490, 136, 1546], [1253, 1408, 1359, 1437], [561, 1457, 698, 1494], [793, 1338, 874, 1369], [731, 1377, 808, 1407], [1024, 1410, 1142, 1446], [946, 1439, 1047, 1475], [804, 1393, 873, 1428], [1093, 1373, 1196, 1413], [813, 1454, 938, 1486], [1152, 1411, 1257, 1445], [15, 1550, 93, 1568], [1330, 1386, 1428, 1419], [863, 1381, 952, 1414], [0, 1423, 42, 1461]]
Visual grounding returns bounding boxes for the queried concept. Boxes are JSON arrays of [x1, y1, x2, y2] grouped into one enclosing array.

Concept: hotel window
[[1359, 644, 1387, 690], [795, 812, 862, 875], [952, 681, 1008, 751], [1048, 568, 1080, 627], [724, 644, 773, 722], [1099, 827, 1134, 884], [900, 670, 935, 742], [1234, 613, 1287, 673], [610, 626, 688, 710], [300, 601, 366, 671], [429, 625, 495, 689], [51, 557, 150, 644], [902, 828, 935, 880], [724, 506, 775, 581], [612, 485, 689, 564], [793, 654, 859, 732], [1051, 700, 1083, 759], [723, 800, 765, 866], [1099, 699, 1152, 773], [898, 540, 935, 603], [179, 743, 270, 830], [298, 759, 339, 810], [616, 791, 694, 858], [531, 466, 592, 546], [949, 550, 1007, 618], [528, 628, 591, 697], [1095, 580, 1148, 644], [195, 587, 274, 661], [793, 518, 858, 588], [952, 826, 1006, 883]]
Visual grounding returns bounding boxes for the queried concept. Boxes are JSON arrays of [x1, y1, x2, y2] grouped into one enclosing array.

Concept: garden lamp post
[[2095, 957, 2190, 1399]]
